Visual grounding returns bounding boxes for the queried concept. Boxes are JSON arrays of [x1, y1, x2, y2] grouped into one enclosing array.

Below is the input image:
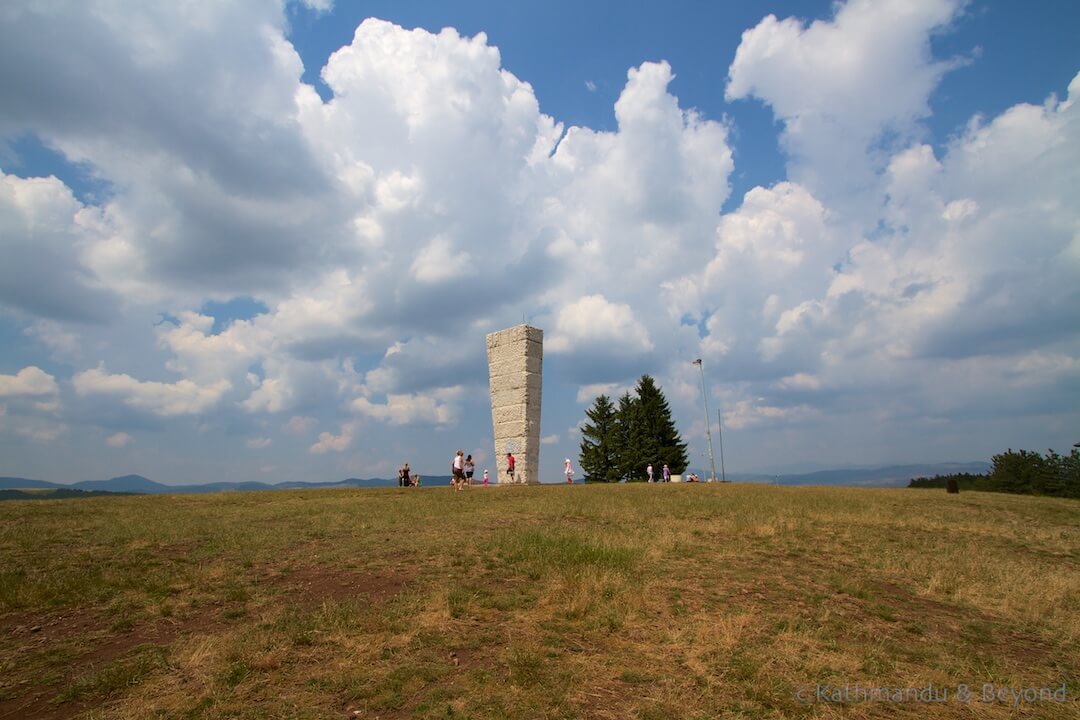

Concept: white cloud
[[575, 382, 633, 404], [299, 0, 333, 13], [308, 421, 359, 454], [0, 172, 117, 322], [727, 0, 964, 217], [410, 235, 472, 284], [0, 366, 59, 398], [284, 415, 317, 435], [541, 434, 559, 445], [246, 437, 272, 449], [26, 320, 81, 358], [72, 367, 230, 417], [585, 80, 597, 92], [242, 376, 291, 414], [548, 295, 653, 353], [0, 4, 1076, 479], [106, 432, 133, 447], [724, 399, 821, 430], [774, 373, 822, 391], [351, 387, 462, 427]]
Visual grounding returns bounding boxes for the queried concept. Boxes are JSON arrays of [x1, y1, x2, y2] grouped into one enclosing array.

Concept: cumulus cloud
[[106, 431, 132, 447], [724, 399, 821, 430], [0, 172, 118, 322], [26, 320, 81, 359], [73, 367, 231, 417], [575, 382, 634, 404], [548, 295, 653, 354], [0, 366, 59, 398], [308, 421, 359, 454], [284, 415, 317, 435], [727, 0, 964, 218], [0, 2, 1076, 478], [351, 387, 462, 427]]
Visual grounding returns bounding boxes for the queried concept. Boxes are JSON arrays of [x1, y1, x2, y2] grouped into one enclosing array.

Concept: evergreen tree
[[579, 395, 620, 482], [615, 391, 644, 482], [577, 377, 690, 482], [632, 375, 690, 474]]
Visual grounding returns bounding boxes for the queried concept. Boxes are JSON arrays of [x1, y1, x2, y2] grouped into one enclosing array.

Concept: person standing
[[662, 464, 670, 483], [399, 463, 410, 487], [464, 454, 475, 486], [483, 469, 489, 487], [646, 463, 654, 483], [564, 457, 574, 484], [506, 452, 516, 483], [452, 450, 465, 491]]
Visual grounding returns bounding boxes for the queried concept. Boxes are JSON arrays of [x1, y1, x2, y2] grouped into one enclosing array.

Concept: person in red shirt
[[506, 452, 516, 483]]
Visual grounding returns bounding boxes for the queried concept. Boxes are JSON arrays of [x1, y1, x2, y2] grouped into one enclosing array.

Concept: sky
[[1, 0, 1078, 485]]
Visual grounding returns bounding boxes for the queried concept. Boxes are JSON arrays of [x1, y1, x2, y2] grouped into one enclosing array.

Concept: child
[[483, 469, 489, 487]]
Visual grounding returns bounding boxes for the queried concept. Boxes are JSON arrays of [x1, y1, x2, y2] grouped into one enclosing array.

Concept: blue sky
[[1, 0, 1078, 484]]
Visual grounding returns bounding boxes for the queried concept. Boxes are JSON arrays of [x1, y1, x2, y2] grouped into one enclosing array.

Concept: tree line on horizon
[[578, 375, 689, 483], [908, 447, 1080, 498]]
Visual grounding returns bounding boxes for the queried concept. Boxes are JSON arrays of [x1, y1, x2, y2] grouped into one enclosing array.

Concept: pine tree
[[579, 395, 619, 482], [579, 376, 689, 482], [633, 375, 689, 474], [615, 391, 643, 482]]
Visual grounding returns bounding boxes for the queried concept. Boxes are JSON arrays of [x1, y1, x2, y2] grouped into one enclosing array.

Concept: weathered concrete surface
[[486, 325, 543, 485]]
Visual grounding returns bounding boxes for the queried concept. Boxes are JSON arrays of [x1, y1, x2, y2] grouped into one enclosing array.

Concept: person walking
[[662, 463, 670, 483], [452, 450, 465, 491], [564, 457, 574, 484], [506, 452, 516, 483], [646, 463, 654, 483], [464, 454, 475, 486]]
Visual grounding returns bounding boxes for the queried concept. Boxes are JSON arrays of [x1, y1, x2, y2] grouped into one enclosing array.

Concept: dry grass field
[[1, 483, 1078, 719]]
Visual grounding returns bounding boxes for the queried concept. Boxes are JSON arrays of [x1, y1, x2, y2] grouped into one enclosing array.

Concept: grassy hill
[[0, 484, 1077, 719]]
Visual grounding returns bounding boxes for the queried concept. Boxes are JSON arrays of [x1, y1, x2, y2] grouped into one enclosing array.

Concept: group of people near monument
[[450, 451, 497, 490], [401, 455, 694, 486]]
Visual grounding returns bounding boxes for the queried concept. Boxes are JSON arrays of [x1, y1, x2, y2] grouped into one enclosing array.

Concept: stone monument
[[486, 324, 543, 484]]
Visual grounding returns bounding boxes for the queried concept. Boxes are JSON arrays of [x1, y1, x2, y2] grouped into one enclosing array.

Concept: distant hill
[[0, 465, 992, 495], [0, 474, 403, 495], [75, 474, 171, 493], [0, 477, 65, 489], [679, 462, 993, 488], [774, 462, 992, 487]]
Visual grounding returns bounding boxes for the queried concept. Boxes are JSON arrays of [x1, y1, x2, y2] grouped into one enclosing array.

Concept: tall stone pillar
[[486, 325, 543, 485]]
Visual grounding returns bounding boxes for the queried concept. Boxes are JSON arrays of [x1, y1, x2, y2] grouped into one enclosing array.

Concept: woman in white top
[[452, 450, 465, 491], [564, 458, 574, 484]]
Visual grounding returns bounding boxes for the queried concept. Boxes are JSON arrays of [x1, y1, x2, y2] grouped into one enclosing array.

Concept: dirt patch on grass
[[0, 566, 414, 720], [0, 604, 222, 720], [277, 565, 412, 605], [2, 565, 412, 716]]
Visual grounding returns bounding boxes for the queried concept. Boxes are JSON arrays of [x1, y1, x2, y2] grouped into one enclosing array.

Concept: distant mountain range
[[0, 463, 990, 495], [0, 474, 410, 495], [715, 461, 991, 487]]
